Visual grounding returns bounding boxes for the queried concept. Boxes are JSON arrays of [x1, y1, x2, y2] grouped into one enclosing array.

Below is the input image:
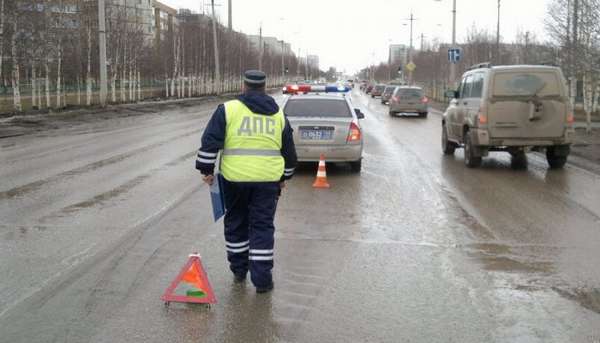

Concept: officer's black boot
[[256, 282, 274, 294], [233, 273, 246, 283]]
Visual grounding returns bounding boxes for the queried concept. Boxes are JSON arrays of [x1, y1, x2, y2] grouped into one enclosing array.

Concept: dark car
[[370, 84, 386, 98], [381, 86, 398, 104], [365, 84, 374, 94]]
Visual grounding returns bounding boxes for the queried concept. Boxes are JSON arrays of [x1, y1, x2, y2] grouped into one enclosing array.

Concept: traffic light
[[285, 67, 289, 74]]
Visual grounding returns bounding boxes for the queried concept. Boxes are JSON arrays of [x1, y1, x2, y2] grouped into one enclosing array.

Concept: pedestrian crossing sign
[[162, 254, 217, 305]]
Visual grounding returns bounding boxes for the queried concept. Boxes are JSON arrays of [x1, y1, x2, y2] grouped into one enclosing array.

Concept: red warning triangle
[[162, 254, 217, 304]]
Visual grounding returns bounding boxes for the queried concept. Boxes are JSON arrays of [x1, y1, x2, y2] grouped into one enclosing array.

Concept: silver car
[[282, 94, 365, 172], [381, 86, 398, 104], [388, 86, 429, 118]]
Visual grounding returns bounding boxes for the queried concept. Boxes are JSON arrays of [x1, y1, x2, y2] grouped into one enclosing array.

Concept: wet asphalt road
[[1, 90, 600, 343]]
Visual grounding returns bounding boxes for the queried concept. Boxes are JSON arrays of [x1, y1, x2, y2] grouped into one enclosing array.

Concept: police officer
[[196, 70, 297, 293]]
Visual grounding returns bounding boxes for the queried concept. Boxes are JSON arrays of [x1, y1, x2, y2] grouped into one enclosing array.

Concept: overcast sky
[[159, 0, 552, 74]]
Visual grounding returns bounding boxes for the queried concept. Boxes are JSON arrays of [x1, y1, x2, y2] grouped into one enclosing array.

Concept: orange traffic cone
[[313, 154, 330, 188]]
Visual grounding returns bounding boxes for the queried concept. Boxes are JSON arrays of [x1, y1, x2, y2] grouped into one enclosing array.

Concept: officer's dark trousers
[[222, 179, 280, 288]]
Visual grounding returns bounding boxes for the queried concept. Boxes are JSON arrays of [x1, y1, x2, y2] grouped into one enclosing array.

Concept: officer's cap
[[244, 70, 266, 86]]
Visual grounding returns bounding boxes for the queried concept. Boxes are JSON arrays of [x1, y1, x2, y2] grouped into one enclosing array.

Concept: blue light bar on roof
[[325, 85, 351, 93], [285, 84, 351, 94]]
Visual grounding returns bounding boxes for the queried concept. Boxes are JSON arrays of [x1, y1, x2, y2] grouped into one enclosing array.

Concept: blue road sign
[[448, 48, 461, 64]]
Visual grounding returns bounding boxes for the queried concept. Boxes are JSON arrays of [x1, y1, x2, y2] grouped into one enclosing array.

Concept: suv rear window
[[395, 88, 423, 98], [492, 72, 561, 97], [284, 99, 352, 117]]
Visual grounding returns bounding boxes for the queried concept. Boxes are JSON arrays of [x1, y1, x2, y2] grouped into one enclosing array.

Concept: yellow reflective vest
[[220, 99, 285, 182]]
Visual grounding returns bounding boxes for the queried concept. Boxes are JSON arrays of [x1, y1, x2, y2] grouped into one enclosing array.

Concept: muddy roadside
[[0, 89, 281, 139], [430, 100, 600, 175]]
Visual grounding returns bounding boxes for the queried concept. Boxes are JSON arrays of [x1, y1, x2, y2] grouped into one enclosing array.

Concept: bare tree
[[10, 1, 22, 112], [0, 0, 5, 85]]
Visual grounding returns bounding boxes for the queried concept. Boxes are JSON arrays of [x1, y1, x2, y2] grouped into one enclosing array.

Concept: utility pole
[[227, 0, 232, 31], [572, 0, 578, 74], [571, 0, 579, 105], [450, 0, 457, 85], [420, 33, 425, 51], [98, 0, 108, 107], [407, 12, 416, 85], [211, 0, 220, 94], [258, 24, 263, 71], [496, 0, 501, 64], [281, 40, 285, 81], [524, 31, 529, 64]]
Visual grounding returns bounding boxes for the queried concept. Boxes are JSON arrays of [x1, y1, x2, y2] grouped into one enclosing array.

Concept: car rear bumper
[[472, 128, 574, 146], [390, 104, 428, 113], [295, 144, 362, 162]]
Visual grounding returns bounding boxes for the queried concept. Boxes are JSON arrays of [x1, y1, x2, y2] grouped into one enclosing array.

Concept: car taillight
[[392, 96, 399, 102], [347, 121, 362, 142], [567, 112, 574, 124], [421, 96, 429, 104], [478, 112, 488, 125]]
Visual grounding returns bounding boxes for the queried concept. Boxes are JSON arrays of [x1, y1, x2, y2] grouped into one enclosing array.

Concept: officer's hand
[[279, 181, 286, 190], [203, 174, 214, 186]]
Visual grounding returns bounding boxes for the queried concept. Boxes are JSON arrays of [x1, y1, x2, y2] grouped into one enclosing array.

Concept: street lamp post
[[98, 0, 108, 107], [281, 40, 285, 81], [435, 0, 457, 85], [496, 0, 500, 64], [451, 0, 456, 84], [210, 0, 220, 94], [280, 18, 285, 83]]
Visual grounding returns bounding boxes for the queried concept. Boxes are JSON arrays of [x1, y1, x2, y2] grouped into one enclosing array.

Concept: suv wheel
[[350, 160, 362, 173], [510, 150, 528, 170], [546, 146, 568, 169], [389, 110, 395, 117], [441, 124, 456, 155], [419, 112, 428, 118], [464, 131, 482, 168]]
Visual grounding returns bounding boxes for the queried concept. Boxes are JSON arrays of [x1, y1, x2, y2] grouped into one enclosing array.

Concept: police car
[[282, 85, 365, 172]]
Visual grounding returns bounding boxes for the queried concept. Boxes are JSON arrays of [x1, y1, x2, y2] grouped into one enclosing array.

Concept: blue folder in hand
[[210, 173, 226, 222]]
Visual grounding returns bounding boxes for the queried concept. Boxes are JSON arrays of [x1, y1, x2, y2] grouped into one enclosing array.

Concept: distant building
[[389, 44, 408, 66], [153, 0, 177, 43], [247, 35, 292, 56]]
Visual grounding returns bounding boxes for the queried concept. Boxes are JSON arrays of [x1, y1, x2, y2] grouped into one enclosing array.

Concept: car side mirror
[[445, 90, 458, 99], [355, 108, 365, 119]]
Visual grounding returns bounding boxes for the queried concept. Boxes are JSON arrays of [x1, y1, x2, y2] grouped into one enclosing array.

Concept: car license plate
[[300, 130, 333, 140]]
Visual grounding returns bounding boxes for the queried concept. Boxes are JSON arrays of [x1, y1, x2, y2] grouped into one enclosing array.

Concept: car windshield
[[284, 99, 352, 117], [396, 88, 423, 97], [492, 72, 561, 97], [384, 87, 395, 94]]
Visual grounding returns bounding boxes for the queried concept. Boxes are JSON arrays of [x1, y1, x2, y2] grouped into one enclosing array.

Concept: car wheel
[[464, 132, 482, 168], [350, 160, 362, 173], [420, 112, 428, 118], [510, 150, 528, 170], [389, 110, 395, 117], [371, 94, 375, 98], [442, 124, 456, 155], [546, 147, 568, 169]]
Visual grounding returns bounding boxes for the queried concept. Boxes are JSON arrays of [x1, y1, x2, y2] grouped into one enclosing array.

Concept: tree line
[[0, 0, 316, 114]]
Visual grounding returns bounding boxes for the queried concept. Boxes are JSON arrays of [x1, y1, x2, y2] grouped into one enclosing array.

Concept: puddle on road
[[552, 287, 600, 314], [464, 242, 556, 274]]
